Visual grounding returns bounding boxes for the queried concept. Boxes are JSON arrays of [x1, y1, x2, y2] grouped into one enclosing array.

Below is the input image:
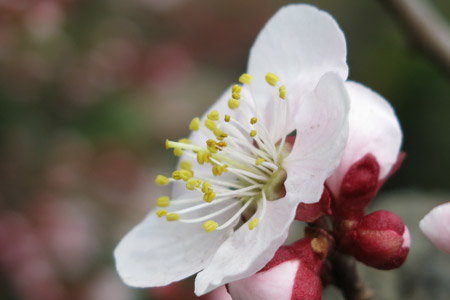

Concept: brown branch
[[378, 0, 450, 77], [330, 252, 375, 300]]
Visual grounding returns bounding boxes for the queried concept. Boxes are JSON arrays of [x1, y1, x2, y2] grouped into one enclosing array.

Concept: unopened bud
[[227, 239, 323, 300], [339, 210, 410, 270]]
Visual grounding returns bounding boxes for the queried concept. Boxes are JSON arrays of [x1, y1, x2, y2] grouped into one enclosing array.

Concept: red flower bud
[[227, 239, 323, 300], [338, 210, 410, 270]]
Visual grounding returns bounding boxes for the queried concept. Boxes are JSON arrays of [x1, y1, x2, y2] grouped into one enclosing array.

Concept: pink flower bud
[[420, 202, 450, 254], [227, 239, 323, 300], [339, 210, 410, 270]]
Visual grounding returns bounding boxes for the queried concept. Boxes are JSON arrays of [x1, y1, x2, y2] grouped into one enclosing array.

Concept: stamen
[[207, 110, 220, 121], [180, 160, 193, 170], [203, 220, 218, 232], [156, 210, 167, 217], [166, 213, 181, 221], [279, 85, 286, 100], [189, 117, 200, 131], [232, 84, 242, 93], [248, 218, 259, 230], [216, 198, 254, 230], [224, 115, 231, 122], [265, 72, 279, 86], [239, 73, 253, 84], [250, 117, 258, 124], [250, 130, 257, 137], [156, 196, 170, 207], [155, 175, 170, 185], [228, 98, 240, 110]]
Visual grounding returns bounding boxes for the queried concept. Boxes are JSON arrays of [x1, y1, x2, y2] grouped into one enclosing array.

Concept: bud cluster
[[227, 153, 409, 300]]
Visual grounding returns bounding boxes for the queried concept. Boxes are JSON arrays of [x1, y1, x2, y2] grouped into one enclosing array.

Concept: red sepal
[[295, 188, 332, 223]]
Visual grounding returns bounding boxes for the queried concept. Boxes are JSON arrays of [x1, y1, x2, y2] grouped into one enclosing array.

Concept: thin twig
[[378, 0, 450, 77], [330, 252, 375, 300]]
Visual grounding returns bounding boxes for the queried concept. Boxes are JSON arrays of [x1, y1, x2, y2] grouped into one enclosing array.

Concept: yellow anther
[[232, 84, 242, 93], [165, 139, 170, 149], [250, 117, 258, 125], [206, 139, 218, 153], [202, 181, 211, 193], [166, 213, 181, 221], [179, 138, 191, 144], [203, 190, 216, 203], [207, 110, 220, 121], [279, 85, 286, 100], [203, 220, 218, 232], [217, 141, 228, 148], [212, 165, 222, 176], [156, 196, 170, 207], [224, 115, 231, 122], [186, 178, 202, 190], [173, 148, 183, 157], [232, 92, 241, 100], [156, 210, 167, 218], [172, 169, 193, 181], [213, 128, 228, 140], [256, 157, 265, 165], [197, 151, 211, 165], [250, 130, 257, 137], [180, 160, 193, 170], [189, 117, 200, 131], [265, 72, 279, 86], [155, 175, 170, 185], [239, 73, 253, 84], [248, 218, 260, 230], [228, 98, 240, 110], [205, 119, 217, 131]]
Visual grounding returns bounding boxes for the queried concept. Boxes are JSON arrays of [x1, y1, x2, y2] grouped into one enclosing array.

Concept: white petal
[[194, 198, 297, 295], [248, 4, 348, 101], [420, 202, 450, 254], [228, 260, 299, 300], [114, 203, 236, 287], [284, 72, 350, 204], [326, 81, 402, 196]]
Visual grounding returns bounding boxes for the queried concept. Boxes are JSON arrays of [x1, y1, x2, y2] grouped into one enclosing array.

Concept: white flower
[[114, 4, 351, 295], [420, 202, 450, 254]]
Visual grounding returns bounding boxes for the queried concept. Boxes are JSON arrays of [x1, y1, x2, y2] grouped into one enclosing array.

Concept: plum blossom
[[420, 202, 450, 254], [115, 4, 352, 295]]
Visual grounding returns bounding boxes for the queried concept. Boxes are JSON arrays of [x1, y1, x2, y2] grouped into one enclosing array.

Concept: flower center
[[154, 72, 292, 232]]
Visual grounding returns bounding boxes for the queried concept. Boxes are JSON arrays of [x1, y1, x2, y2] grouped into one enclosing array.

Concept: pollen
[[232, 84, 242, 93], [202, 181, 211, 193], [248, 218, 260, 230], [207, 110, 220, 121], [173, 148, 183, 157], [205, 119, 217, 131], [156, 210, 167, 218], [155, 175, 170, 185], [232, 92, 241, 100], [186, 178, 202, 190], [265, 72, 279, 86], [156, 196, 170, 207], [228, 98, 240, 110], [203, 190, 216, 203], [197, 151, 211, 165], [172, 169, 193, 181], [189, 117, 200, 131], [166, 213, 181, 221], [224, 115, 231, 122], [256, 157, 265, 165], [212, 164, 228, 176], [239, 73, 253, 85], [250, 117, 258, 124], [180, 160, 193, 170], [203, 220, 218, 232], [250, 130, 257, 137], [279, 85, 286, 100]]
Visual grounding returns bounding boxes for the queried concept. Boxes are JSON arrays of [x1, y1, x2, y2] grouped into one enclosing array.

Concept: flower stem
[[330, 252, 375, 300]]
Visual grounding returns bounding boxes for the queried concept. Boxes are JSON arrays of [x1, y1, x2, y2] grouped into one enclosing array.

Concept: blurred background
[[0, 0, 449, 299]]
